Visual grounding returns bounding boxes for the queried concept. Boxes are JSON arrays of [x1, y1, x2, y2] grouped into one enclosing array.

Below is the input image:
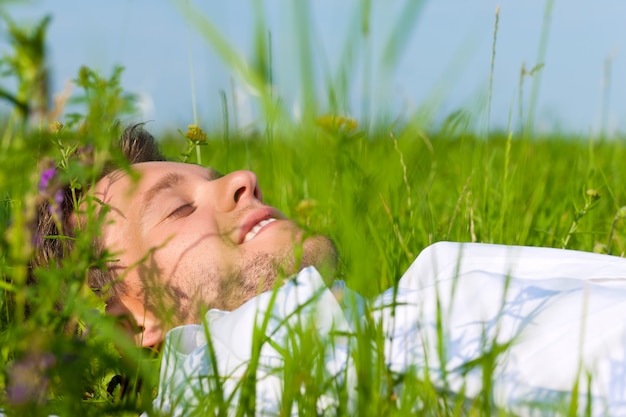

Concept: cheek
[[102, 224, 136, 268], [150, 230, 236, 277]]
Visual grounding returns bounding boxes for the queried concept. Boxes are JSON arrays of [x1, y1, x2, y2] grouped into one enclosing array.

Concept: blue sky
[[4, 0, 626, 135]]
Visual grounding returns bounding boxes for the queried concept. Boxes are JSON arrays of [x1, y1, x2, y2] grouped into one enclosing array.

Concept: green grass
[[163, 128, 625, 417], [167, 126, 626, 297], [2, 1, 626, 415]]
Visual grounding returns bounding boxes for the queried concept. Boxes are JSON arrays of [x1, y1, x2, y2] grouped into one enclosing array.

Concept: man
[[33, 125, 337, 345], [92, 151, 337, 347], [33, 126, 626, 416]]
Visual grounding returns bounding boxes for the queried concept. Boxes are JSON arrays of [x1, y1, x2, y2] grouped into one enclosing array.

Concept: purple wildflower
[[53, 189, 64, 207], [48, 189, 64, 220], [31, 232, 43, 248], [38, 167, 56, 194], [6, 352, 55, 405]]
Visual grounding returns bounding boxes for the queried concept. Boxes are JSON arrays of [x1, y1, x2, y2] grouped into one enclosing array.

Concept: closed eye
[[168, 203, 196, 219]]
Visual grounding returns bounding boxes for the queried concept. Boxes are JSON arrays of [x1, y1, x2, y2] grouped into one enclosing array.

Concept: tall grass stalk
[[184, 0, 199, 127], [499, 131, 513, 239], [291, 0, 316, 120], [486, 5, 500, 140], [600, 51, 615, 139], [526, 0, 555, 136]]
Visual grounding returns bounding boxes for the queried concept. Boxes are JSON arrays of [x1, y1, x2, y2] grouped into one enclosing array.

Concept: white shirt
[[149, 242, 626, 416]]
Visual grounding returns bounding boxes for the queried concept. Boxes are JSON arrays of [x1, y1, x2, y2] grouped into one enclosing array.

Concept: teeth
[[244, 218, 276, 243]]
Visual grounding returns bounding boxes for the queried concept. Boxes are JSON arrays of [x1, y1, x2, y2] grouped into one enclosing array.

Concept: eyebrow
[[140, 172, 184, 221]]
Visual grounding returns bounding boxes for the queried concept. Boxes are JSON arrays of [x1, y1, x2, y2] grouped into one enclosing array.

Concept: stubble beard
[[186, 234, 338, 318]]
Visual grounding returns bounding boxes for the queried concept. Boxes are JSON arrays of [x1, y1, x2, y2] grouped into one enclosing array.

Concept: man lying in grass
[[32, 126, 626, 416]]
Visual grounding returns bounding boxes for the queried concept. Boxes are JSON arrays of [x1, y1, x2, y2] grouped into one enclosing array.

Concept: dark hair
[[29, 124, 166, 301]]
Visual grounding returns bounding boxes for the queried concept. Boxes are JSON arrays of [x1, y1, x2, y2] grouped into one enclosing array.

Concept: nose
[[216, 170, 263, 211]]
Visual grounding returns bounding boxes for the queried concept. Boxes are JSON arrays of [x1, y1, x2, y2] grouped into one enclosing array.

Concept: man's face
[[94, 161, 336, 331]]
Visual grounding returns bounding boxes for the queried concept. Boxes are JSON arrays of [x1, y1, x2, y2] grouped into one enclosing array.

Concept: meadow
[[2, 1, 626, 416]]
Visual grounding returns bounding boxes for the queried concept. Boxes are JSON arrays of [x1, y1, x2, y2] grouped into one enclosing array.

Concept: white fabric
[[149, 242, 626, 416], [151, 267, 357, 416]]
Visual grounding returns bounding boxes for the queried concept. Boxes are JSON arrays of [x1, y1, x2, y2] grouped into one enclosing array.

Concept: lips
[[239, 207, 284, 244], [243, 218, 277, 243]]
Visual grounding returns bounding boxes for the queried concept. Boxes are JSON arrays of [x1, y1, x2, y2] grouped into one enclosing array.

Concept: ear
[[106, 296, 165, 348]]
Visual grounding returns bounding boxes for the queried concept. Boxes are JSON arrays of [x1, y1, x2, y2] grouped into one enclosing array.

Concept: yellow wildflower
[[585, 189, 600, 200], [49, 121, 63, 134], [185, 124, 207, 143], [315, 114, 358, 133]]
